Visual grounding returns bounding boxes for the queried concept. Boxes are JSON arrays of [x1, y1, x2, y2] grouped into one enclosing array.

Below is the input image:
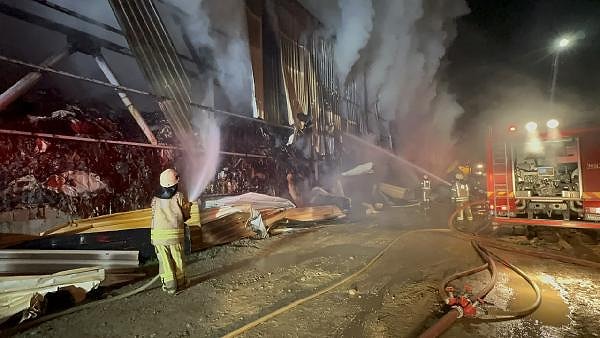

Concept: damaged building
[[0, 0, 390, 235]]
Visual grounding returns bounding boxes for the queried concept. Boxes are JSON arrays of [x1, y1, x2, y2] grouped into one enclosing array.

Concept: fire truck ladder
[[492, 143, 511, 218]]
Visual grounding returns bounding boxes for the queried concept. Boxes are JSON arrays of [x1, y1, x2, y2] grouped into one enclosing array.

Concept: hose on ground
[[424, 241, 497, 338], [222, 229, 449, 338], [471, 241, 498, 301], [438, 263, 488, 302], [422, 202, 546, 337], [476, 246, 542, 320], [4, 275, 160, 336]]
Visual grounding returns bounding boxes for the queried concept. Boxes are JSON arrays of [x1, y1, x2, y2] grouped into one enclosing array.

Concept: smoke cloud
[[453, 68, 596, 160], [176, 0, 253, 114], [302, 0, 469, 175], [333, 0, 374, 85]]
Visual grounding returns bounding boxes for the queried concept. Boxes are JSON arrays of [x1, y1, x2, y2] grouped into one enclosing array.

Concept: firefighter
[[451, 172, 473, 222], [151, 168, 191, 294], [420, 174, 431, 212]]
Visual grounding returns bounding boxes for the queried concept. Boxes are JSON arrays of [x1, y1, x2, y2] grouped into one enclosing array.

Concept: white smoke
[[175, 0, 253, 114], [301, 0, 469, 173], [333, 0, 374, 85]]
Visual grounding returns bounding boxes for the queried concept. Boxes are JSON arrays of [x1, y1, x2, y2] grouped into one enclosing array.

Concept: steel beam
[[0, 47, 71, 111], [94, 54, 158, 145], [0, 128, 268, 158]]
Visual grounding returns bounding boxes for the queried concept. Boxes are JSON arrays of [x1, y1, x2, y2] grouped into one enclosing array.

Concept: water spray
[[344, 133, 452, 186], [185, 115, 222, 201]]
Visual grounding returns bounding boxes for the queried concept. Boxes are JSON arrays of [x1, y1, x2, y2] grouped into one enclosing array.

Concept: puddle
[[509, 272, 570, 326]]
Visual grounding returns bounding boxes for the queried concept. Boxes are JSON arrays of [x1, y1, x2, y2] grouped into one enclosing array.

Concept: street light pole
[[550, 51, 560, 105], [549, 37, 571, 105]]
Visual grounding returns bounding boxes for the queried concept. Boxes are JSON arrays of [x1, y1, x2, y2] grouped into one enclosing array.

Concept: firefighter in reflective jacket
[[151, 168, 191, 294], [451, 173, 473, 222], [420, 175, 431, 212]]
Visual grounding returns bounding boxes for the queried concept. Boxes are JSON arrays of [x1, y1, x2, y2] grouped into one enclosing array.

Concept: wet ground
[[13, 206, 600, 338]]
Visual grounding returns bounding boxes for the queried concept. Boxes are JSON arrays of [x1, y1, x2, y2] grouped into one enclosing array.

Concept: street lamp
[[558, 38, 570, 48], [550, 36, 572, 104]]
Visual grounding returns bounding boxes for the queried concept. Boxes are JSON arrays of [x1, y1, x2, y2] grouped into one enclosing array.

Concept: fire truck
[[486, 120, 600, 230]]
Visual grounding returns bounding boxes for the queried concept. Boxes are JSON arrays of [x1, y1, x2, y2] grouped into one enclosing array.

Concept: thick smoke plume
[[333, 0, 374, 85], [302, 0, 469, 175], [176, 0, 253, 114], [168, 0, 255, 198], [453, 68, 597, 160]]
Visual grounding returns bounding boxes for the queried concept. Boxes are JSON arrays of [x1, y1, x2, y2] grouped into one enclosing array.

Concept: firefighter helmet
[[160, 168, 180, 188]]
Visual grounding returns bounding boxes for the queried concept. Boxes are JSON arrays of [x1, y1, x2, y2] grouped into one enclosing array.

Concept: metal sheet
[[0, 250, 138, 275]]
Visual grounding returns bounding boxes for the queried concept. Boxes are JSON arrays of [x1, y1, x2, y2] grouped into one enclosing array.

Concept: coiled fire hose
[[420, 201, 545, 338]]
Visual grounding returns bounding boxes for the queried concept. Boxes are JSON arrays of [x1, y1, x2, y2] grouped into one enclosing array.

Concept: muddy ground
[[13, 207, 600, 338]]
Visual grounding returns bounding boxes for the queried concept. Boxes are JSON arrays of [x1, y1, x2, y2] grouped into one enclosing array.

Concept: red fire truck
[[486, 120, 600, 229]]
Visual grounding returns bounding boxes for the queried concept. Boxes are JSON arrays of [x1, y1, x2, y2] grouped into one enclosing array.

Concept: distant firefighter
[[420, 175, 431, 211], [451, 172, 473, 222], [151, 168, 191, 294]]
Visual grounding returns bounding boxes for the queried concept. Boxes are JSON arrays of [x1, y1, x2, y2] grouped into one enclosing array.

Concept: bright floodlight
[[558, 38, 570, 49], [476, 163, 484, 169], [546, 119, 559, 129], [525, 121, 538, 132]]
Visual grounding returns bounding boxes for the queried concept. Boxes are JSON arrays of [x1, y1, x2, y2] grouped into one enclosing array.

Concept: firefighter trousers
[[154, 243, 185, 292], [456, 201, 473, 221]]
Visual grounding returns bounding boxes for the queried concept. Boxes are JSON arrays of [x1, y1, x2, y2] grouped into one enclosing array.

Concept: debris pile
[[0, 89, 312, 223], [0, 267, 106, 325]]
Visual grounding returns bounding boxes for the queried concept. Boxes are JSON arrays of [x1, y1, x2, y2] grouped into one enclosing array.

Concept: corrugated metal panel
[[0, 250, 138, 274], [108, 0, 194, 144], [246, 7, 265, 120]]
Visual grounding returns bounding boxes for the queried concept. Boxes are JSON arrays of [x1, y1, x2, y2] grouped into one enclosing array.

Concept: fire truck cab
[[486, 122, 600, 229]]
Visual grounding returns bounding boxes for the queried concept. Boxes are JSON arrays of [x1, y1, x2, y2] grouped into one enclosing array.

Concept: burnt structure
[[0, 0, 384, 228]]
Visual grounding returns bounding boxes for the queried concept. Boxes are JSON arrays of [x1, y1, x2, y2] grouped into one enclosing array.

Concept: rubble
[[204, 193, 296, 210], [0, 89, 312, 224], [44, 171, 109, 197], [0, 267, 105, 324]]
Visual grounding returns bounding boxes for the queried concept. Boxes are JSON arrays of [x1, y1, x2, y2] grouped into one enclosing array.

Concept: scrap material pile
[[0, 89, 175, 218], [0, 90, 311, 221], [22, 193, 345, 249], [0, 193, 345, 328], [1, 267, 106, 325]]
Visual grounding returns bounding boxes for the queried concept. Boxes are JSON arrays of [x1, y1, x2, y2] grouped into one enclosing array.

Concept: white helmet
[[160, 168, 180, 188]]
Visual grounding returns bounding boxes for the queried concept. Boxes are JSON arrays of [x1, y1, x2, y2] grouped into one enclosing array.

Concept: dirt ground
[[14, 207, 600, 338]]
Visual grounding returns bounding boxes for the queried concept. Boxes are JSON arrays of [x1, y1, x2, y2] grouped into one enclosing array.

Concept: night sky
[[448, 0, 600, 149]]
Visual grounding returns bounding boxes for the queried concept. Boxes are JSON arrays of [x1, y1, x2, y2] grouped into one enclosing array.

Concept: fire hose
[[223, 201, 594, 337], [419, 200, 546, 337], [7, 201, 596, 336], [4, 226, 320, 336]]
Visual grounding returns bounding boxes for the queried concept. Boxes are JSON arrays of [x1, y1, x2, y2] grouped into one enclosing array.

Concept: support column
[[94, 54, 158, 145], [0, 47, 71, 111]]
